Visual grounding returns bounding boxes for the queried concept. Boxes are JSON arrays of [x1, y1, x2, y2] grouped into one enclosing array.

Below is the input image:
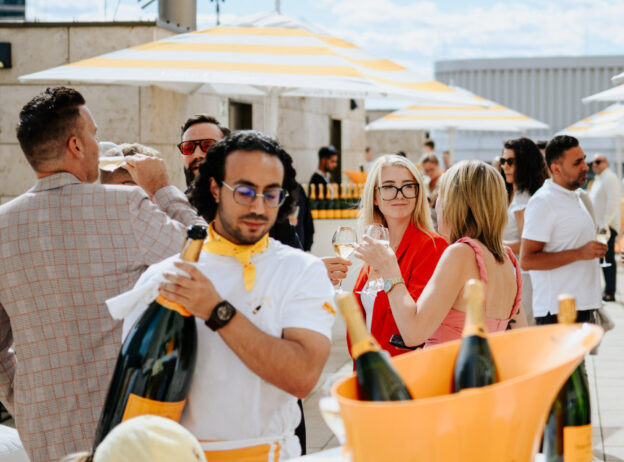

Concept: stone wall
[[0, 22, 367, 203]]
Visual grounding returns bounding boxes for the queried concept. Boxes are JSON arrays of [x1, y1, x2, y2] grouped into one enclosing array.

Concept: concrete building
[[0, 21, 366, 203], [434, 56, 624, 163]]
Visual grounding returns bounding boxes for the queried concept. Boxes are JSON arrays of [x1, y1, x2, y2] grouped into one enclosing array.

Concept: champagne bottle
[[308, 184, 319, 220], [93, 225, 206, 448], [452, 279, 498, 392], [336, 293, 412, 401], [543, 295, 592, 462], [318, 184, 328, 219], [339, 184, 347, 219], [327, 183, 337, 219]]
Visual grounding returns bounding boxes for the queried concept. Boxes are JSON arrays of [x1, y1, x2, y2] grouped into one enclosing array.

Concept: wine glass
[[596, 227, 611, 267], [331, 226, 357, 293], [363, 224, 390, 293]]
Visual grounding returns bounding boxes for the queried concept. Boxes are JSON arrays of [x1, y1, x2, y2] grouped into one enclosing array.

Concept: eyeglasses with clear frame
[[221, 181, 288, 208], [377, 183, 419, 201]]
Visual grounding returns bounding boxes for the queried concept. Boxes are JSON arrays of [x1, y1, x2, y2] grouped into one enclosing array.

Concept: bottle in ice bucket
[[336, 293, 412, 401], [542, 294, 592, 462], [452, 279, 499, 392], [92, 225, 206, 448]]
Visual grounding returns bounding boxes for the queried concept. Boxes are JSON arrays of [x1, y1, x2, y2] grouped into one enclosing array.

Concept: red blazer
[[351, 223, 448, 357]]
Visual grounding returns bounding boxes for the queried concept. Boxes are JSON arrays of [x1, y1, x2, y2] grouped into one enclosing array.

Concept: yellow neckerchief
[[202, 223, 269, 291]]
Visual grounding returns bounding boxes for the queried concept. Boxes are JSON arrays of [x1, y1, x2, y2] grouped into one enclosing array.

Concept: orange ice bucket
[[333, 324, 603, 462]]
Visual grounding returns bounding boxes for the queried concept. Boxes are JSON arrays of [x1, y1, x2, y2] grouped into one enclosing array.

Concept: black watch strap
[[205, 300, 237, 331]]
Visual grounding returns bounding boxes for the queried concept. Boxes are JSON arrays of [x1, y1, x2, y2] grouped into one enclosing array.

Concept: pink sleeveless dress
[[425, 237, 522, 347]]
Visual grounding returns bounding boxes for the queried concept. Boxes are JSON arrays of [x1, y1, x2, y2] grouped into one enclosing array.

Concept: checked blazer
[[0, 172, 206, 461]]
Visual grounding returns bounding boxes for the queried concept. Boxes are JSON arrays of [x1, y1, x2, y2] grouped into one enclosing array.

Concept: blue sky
[[25, 0, 624, 80]]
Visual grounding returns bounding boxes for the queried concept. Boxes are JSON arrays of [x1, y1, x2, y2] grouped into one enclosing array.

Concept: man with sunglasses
[[123, 131, 335, 460], [589, 153, 621, 301], [178, 114, 231, 191]]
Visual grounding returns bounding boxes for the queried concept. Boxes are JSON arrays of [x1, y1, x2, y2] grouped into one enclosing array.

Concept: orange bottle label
[[202, 443, 275, 462], [122, 393, 186, 422], [156, 295, 192, 317], [563, 424, 592, 462]]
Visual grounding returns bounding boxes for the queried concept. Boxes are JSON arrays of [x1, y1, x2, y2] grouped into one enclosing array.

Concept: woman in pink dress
[[355, 160, 527, 347]]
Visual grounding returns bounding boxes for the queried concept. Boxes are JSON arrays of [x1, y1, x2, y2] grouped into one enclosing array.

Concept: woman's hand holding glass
[[354, 235, 401, 295]]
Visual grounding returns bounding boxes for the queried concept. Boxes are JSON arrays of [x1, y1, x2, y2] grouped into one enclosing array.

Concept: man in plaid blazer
[[0, 87, 205, 461]]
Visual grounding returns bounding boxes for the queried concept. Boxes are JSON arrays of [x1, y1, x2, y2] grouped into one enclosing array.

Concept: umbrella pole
[[617, 134, 623, 182], [448, 127, 455, 165], [264, 89, 280, 136]]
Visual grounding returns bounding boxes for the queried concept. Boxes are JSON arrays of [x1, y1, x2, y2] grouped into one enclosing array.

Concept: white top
[[360, 289, 377, 331], [123, 238, 336, 459], [589, 167, 621, 231], [503, 190, 531, 243], [522, 180, 602, 316]]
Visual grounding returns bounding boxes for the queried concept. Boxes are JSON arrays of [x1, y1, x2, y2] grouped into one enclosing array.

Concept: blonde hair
[[437, 160, 508, 262], [359, 154, 434, 234]]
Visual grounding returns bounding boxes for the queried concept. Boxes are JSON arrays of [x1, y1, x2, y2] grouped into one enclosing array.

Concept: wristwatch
[[205, 300, 237, 331], [384, 277, 405, 294]]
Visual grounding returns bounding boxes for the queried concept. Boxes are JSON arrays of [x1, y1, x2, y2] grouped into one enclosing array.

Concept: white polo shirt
[[123, 238, 336, 459], [522, 179, 602, 316], [589, 167, 621, 231]]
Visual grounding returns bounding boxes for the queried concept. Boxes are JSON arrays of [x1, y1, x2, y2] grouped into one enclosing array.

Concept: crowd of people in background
[[0, 86, 620, 461]]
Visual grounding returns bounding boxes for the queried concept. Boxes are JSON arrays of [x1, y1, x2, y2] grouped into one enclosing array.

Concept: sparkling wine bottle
[[336, 293, 412, 401], [543, 294, 592, 462], [93, 225, 206, 448], [452, 279, 499, 392]]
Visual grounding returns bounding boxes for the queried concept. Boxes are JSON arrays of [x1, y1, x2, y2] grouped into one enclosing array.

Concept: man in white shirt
[[521, 135, 607, 324], [589, 153, 621, 301], [125, 131, 335, 460]]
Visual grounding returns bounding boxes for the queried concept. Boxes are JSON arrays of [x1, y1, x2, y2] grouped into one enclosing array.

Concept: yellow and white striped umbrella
[[366, 87, 548, 132], [558, 103, 624, 137], [19, 12, 476, 106], [583, 84, 624, 103]]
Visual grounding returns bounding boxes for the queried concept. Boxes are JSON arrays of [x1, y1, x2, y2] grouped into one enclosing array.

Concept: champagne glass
[[363, 224, 390, 292], [596, 227, 611, 267], [331, 226, 357, 293]]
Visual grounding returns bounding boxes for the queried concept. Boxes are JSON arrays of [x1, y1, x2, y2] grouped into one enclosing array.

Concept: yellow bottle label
[[202, 443, 275, 462], [311, 210, 319, 219], [122, 393, 186, 422], [156, 295, 192, 317], [351, 338, 382, 359], [563, 424, 592, 462]]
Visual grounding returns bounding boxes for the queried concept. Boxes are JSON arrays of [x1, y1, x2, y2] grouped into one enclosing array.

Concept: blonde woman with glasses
[[342, 154, 448, 355], [357, 160, 527, 348]]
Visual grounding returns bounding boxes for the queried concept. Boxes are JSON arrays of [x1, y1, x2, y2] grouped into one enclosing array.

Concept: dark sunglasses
[[500, 157, 515, 166], [593, 159, 602, 165], [177, 138, 218, 156]]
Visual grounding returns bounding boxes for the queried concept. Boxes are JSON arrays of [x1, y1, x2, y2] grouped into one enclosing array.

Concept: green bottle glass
[[92, 225, 206, 448], [452, 279, 499, 392], [336, 293, 412, 401], [543, 294, 592, 462]]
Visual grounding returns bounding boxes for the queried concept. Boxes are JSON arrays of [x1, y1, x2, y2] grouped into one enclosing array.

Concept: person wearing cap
[[0, 87, 205, 462], [308, 145, 338, 190], [123, 131, 335, 461], [60, 415, 207, 462]]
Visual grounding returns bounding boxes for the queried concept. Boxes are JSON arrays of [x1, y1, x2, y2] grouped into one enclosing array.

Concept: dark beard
[[184, 166, 196, 189]]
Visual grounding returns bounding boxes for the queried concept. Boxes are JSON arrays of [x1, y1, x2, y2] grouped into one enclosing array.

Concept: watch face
[[384, 280, 392, 292], [217, 304, 233, 321]]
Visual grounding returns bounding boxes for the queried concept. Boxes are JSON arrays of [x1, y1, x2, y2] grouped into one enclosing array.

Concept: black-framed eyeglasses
[[500, 157, 515, 166], [177, 138, 218, 156], [222, 181, 288, 208], [377, 183, 419, 201]]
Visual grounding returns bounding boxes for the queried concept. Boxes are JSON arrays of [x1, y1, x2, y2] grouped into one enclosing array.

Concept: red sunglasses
[[177, 138, 218, 156]]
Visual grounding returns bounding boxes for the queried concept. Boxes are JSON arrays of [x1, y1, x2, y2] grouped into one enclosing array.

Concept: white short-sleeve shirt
[[522, 180, 602, 316], [503, 190, 531, 243], [123, 238, 336, 459]]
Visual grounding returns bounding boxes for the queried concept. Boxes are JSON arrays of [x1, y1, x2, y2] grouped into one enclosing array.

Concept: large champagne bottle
[[93, 225, 206, 447], [336, 293, 412, 401], [543, 295, 592, 462], [452, 279, 498, 392]]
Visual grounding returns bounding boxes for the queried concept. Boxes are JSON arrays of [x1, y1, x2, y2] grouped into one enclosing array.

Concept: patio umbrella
[[612, 71, 624, 85], [558, 103, 624, 180], [19, 11, 480, 135], [365, 86, 548, 161], [583, 84, 624, 103]]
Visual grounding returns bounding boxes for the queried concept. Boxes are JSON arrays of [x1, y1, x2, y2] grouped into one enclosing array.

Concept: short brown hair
[[16, 86, 85, 170], [180, 114, 230, 138], [420, 154, 439, 165]]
